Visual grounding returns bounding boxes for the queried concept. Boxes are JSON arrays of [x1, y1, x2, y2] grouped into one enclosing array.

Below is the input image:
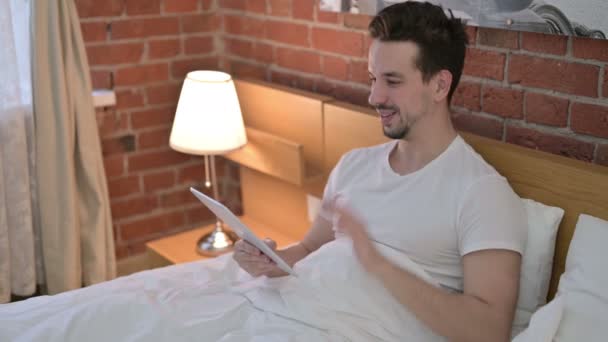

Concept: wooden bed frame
[[228, 78, 608, 301]]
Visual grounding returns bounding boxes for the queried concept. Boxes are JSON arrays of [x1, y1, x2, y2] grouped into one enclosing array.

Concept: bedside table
[[146, 215, 300, 267]]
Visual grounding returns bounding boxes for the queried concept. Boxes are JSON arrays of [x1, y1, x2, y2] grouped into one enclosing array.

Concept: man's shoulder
[[340, 140, 395, 164], [452, 136, 503, 181]]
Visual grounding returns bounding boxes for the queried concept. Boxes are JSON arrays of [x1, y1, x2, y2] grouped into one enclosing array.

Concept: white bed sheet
[[0, 239, 444, 342]]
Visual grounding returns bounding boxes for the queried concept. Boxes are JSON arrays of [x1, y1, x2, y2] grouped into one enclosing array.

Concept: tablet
[[190, 187, 297, 276]]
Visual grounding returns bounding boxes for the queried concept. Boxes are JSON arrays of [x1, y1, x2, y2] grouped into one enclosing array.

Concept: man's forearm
[[373, 261, 512, 342]]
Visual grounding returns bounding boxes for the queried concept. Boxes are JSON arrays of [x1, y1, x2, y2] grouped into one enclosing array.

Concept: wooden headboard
[[229, 78, 608, 301]]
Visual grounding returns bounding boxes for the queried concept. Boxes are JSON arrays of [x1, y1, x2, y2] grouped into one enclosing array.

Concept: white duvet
[[0, 239, 444, 342]]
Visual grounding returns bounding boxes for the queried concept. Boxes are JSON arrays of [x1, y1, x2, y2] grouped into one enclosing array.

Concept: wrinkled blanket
[[0, 238, 445, 342]]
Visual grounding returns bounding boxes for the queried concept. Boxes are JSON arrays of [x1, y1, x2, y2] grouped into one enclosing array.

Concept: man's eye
[[387, 80, 400, 86]]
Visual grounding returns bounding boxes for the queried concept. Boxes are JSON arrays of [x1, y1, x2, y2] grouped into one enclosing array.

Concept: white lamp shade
[[170, 71, 247, 155]]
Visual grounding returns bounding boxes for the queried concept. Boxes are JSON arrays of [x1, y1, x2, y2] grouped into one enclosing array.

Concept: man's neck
[[389, 107, 457, 176]]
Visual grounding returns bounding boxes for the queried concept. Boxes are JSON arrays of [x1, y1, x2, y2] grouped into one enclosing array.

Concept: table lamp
[[169, 70, 247, 256]]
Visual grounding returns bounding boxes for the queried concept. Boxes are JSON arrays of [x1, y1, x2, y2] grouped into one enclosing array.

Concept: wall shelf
[[225, 126, 323, 186]]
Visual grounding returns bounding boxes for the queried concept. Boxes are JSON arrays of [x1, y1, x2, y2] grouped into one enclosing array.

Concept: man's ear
[[432, 70, 453, 102]]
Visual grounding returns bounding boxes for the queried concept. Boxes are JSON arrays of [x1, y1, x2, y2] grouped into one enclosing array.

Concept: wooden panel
[[225, 127, 322, 186], [323, 101, 389, 173], [235, 79, 331, 173], [145, 216, 299, 265], [241, 167, 311, 241], [461, 132, 608, 299]]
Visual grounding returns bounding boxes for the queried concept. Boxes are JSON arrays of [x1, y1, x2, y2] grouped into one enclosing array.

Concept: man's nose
[[368, 83, 387, 107]]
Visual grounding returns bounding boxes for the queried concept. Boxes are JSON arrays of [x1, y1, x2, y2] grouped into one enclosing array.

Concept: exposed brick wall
[[78, 0, 242, 260], [220, 0, 608, 166], [80, 0, 608, 260]]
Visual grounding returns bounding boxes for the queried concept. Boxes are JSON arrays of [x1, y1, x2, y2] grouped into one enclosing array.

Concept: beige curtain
[[32, 0, 116, 294], [0, 0, 38, 304]]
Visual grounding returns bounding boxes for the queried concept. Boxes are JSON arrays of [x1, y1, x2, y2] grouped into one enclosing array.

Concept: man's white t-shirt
[[318, 135, 527, 292]]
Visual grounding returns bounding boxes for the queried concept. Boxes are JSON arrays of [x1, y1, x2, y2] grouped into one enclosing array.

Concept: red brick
[[184, 36, 215, 55], [268, 0, 291, 16], [102, 135, 136, 156], [604, 68, 608, 98], [266, 21, 309, 47], [571, 103, 608, 138], [322, 55, 349, 81], [573, 37, 608, 62], [253, 42, 274, 63], [465, 25, 477, 44], [246, 0, 266, 13], [312, 28, 364, 57], [225, 15, 266, 39], [81, 22, 107, 42], [111, 17, 179, 40], [125, 0, 160, 15], [164, 0, 199, 13], [138, 127, 172, 150], [229, 60, 267, 80], [506, 125, 595, 161], [220, 0, 246, 10], [463, 48, 505, 81], [508, 55, 599, 98], [131, 107, 175, 129], [316, 80, 369, 107], [349, 60, 368, 85], [161, 188, 200, 208], [143, 170, 176, 192], [146, 83, 181, 106], [149, 39, 181, 59], [271, 71, 315, 92], [181, 14, 219, 33], [202, 0, 214, 10], [521, 32, 567, 56], [478, 28, 519, 49], [186, 207, 215, 224], [293, 0, 314, 20], [226, 39, 253, 62], [128, 150, 190, 172], [482, 86, 523, 119], [171, 57, 219, 80], [76, 0, 124, 18], [96, 110, 128, 137], [276, 48, 321, 74], [343, 14, 372, 30], [108, 175, 141, 198], [596, 144, 608, 166], [114, 63, 169, 86], [114, 241, 147, 259], [452, 82, 481, 111], [103, 155, 125, 179], [111, 195, 158, 220], [316, 5, 340, 24], [87, 43, 144, 65], [91, 70, 112, 89], [525, 92, 569, 127], [451, 111, 503, 140], [120, 211, 185, 241], [115, 89, 145, 110], [178, 163, 203, 185]]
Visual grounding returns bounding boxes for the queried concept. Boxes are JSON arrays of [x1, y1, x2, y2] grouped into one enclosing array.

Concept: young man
[[234, 2, 527, 341]]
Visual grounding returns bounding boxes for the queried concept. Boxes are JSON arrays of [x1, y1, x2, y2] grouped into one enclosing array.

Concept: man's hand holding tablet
[[190, 187, 297, 277]]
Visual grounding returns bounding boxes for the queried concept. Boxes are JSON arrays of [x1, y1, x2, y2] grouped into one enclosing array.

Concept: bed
[[1, 79, 607, 341]]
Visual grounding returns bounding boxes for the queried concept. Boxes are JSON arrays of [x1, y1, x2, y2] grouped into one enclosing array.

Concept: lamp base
[[196, 224, 239, 256]]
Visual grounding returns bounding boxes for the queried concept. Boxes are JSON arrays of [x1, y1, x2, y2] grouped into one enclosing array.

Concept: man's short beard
[[384, 125, 409, 139]]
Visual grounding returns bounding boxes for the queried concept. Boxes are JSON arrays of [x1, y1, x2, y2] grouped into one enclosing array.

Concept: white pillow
[[512, 295, 564, 342], [553, 214, 608, 341], [512, 198, 564, 336]]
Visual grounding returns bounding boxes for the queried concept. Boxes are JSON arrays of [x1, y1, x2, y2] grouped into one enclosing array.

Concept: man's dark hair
[[368, 1, 468, 103]]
